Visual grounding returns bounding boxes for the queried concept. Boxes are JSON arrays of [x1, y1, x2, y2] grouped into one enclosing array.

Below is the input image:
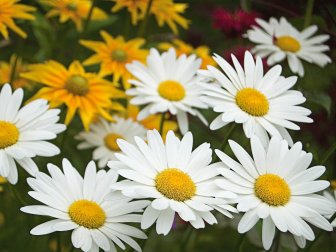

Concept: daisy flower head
[[108, 130, 238, 235], [40, 0, 107, 31], [215, 135, 336, 250], [0, 0, 36, 39], [158, 39, 216, 69], [0, 84, 65, 184], [21, 159, 150, 252], [76, 116, 147, 168], [126, 48, 208, 134], [21, 60, 125, 131], [200, 51, 313, 145], [245, 17, 332, 76], [80, 31, 148, 89]]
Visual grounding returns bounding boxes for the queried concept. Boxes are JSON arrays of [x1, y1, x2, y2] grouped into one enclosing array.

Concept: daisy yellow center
[[158, 80, 185, 101], [235, 88, 269, 116], [111, 49, 128, 62], [68, 200, 106, 229], [104, 133, 124, 151], [254, 174, 291, 206], [275, 36, 301, 53], [65, 75, 89, 96], [0, 121, 19, 149], [155, 168, 196, 201]]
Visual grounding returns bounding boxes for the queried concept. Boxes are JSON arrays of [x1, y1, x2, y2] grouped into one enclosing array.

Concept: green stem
[[9, 55, 18, 85], [8, 184, 27, 206], [180, 225, 193, 252], [57, 232, 62, 252], [273, 231, 281, 252], [234, 233, 246, 252], [303, 0, 315, 28], [137, 0, 154, 37], [83, 0, 97, 33], [301, 212, 336, 252], [213, 124, 236, 162], [321, 142, 336, 165], [159, 113, 165, 135]]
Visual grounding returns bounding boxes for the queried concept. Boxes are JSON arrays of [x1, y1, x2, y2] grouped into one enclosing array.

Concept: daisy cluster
[[0, 0, 335, 252]]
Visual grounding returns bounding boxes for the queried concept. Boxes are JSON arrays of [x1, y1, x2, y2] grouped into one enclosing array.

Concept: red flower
[[212, 8, 260, 36]]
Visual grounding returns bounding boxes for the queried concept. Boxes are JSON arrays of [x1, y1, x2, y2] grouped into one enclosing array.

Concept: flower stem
[[213, 123, 236, 162], [304, 0, 315, 28], [159, 113, 165, 135], [9, 55, 18, 85], [301, 212, 336, 252], [321, 142, 336, 165], [138, 0, 154, 37], [234, 233, 246, 252], [180, 225, 194, 252], [83, 0, 97, 33]]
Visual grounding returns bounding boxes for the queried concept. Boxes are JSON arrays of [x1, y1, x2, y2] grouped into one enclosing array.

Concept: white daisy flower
[[126, 48, 208, 134], [76, 116, 147, 168], [215, 135, 336, 250], [0, 84, 65, 184], [323, 189, 336, 227], [108, 130, 238, 235], [245, 17, 331, 76], [21, 159, 149, 252], [199, 51, 313, 145]]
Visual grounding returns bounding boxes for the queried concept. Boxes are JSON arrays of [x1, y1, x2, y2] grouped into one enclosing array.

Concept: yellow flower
[[0, 55, 34, 90], [158, 39, 216, 69], [0, 177, 6, 185], [111, 0, 189, 34], [151, 0, 189, 34], [0, 0, 36, 39], [111, 0, 147, 25], [21, 60, 125, 130], [80, 31, 148, 89], [40, 0, 108, 31], [126, 104, 177, 138]]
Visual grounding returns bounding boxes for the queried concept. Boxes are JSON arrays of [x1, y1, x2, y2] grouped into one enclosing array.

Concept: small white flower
[[108, 130, 237, 235], [126, 48, 208, 134], [0, 84, 65, 184], [76, 117, 147, 168], [21, 159, 149, 252], [245, 17, 331, 76], [200, 51, 312, 145], [215, 135, 336, 250]]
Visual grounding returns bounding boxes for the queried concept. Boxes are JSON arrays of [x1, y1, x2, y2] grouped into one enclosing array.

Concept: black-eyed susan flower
[[215, 135, 335, 250], [126, 104, 178, 138], [111, 0, 189, 34], [76, 116, 147, 168], [21, 60, 125, 131], [0, 84, 65, 184], [22, 159, 150, 252], [200, 51, 313, 145], [158, 39, 216, 69], [108, 130, 237, 235], [151, 0, 189, 34], [0, 55, 33, 89], [245, 17, 331, 76], [110, 0, 147, 25], [80, 31, 148, 89], [40, 0, 108, 31], [0, 0, 36, 39], [126, 48, 208, 134]]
